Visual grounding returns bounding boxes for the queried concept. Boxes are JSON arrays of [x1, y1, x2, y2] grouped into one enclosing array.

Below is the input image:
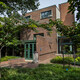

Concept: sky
[[38, 0, 68, 9]]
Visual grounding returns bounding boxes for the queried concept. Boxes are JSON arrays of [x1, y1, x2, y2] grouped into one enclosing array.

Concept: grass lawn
[[0, 64, 80, 80]]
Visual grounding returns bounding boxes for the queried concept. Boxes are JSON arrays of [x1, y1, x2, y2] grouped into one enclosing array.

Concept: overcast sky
[[39, 0, 68, 9]]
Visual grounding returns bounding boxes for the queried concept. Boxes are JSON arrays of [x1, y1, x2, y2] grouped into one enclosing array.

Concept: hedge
[[50, 56, 80, 65]]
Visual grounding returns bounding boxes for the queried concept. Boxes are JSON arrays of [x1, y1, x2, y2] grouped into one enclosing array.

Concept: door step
[[25, 60, 33, 62]]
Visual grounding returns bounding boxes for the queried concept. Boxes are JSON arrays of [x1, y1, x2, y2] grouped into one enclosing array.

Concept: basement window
[[41, 10, 52, 19]]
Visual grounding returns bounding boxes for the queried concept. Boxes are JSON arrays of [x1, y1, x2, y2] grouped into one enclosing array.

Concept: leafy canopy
[[68, 0, 80, 21], [0, 0, 40, 15], [49, 19, 80, 45], [0, 12, 53, 49]]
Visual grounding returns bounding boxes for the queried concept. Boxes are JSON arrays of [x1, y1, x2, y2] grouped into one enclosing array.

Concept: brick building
[[20, 2, 74, 61]]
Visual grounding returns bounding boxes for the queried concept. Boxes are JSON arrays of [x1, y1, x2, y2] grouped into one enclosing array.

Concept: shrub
[[1, 56, 21, 62], [64, 57, 74, 64], [75, 57, 80, 62], [1, 64, 80, 80], [76, 52, 80, 57], [50, 56, 74, 64], [50, 56, 63, 64]]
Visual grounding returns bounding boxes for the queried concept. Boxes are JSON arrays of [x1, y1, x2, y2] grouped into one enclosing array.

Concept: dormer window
[[41, 10, 52, 19], [25, 16, 30, 21]]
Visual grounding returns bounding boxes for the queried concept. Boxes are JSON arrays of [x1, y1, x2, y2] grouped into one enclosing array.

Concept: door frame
[[23, 40, 36, 60]]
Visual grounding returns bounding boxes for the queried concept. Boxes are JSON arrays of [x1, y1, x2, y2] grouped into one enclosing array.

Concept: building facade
[[20, 2, 74, 61]]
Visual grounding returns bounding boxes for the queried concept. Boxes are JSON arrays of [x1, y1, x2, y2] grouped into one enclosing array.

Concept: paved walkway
[[1, 58, 80, 68], [9, 62, 39, 68], [39, 58, 52, 64], [0, 58, 52, 68]]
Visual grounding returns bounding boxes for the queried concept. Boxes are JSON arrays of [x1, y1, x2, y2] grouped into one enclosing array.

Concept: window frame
[[25, 15, 31, 21], [40, 10, 52, 19], [33, 33, 44, 40]]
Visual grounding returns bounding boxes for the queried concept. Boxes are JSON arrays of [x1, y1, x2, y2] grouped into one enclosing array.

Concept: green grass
[[1, 56, 21, 62], [0, 64, 80, 80]]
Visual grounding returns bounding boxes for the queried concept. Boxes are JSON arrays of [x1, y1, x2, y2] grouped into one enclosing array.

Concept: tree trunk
[[63, 50, 65, 69], [5, 47, 8, 56], [12, 48, 15, 56], [0, 49, 1, 61], [73, 45, 76, 67], [0, 49, 1, 78], [60, 38, 65, 68]]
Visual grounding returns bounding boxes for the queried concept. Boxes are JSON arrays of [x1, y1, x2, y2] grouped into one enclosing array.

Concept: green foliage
[[1, 56, 20, 62], [49, 19, 80, 47], [75, 57, 80, 62], [51, 56, 74, 64], [76, 52, 80, 56], [77, 48, 80, 52], [51, 56, 80, 66], [1, 64, 80, 80], [64, 57, 74, 64], [0, 16, 21, 49], [76, 47, 80, 56], [0, 1, 9, 14], [68, 0, 80, 21], [0, 0, 40, 16], [63, 45, 73, 54], [50, 56, 63, 64]]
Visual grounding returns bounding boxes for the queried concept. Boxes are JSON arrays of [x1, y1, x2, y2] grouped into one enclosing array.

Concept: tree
[[68, 0, 80, 21], [0, 0, 40, 16], [0, 13, 53, 58], [0, 0, 40, 59], [0, 0, 53, 61], [0, 1, 9, 14], [0, 0, 39, 79], [49, 19, 80, 67], [50, 19, 80, 48]]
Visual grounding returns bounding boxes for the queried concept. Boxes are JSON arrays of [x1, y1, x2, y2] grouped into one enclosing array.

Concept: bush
[[50, 56, 63, 64], [75, 57, 80, 62], [76, 52, 80, 57], [50, 56, 74, 64], [1, 56, 20, 62], [1, 64, 80, 80], [64, 57, 74, 64]]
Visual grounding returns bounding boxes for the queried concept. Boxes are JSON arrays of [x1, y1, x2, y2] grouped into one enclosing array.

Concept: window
[[58, 37, 73, 54], [33, 33, 44, 40], [25, 16, 30, 21], [41, 10, 52, 19]]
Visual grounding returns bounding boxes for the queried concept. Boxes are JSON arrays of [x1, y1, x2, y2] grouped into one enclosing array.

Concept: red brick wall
[[20, 27, 57, 41], [36, 35, 57, 61], [25, 5, 56, 23], [20, 5, 57, 42], [59, 2, 75, 26], [0, 58, 25, 67], [20, 27, 58, 61]]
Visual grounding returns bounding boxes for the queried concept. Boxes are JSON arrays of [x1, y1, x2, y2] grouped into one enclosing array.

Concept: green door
[[24, 42, 36, 60]]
